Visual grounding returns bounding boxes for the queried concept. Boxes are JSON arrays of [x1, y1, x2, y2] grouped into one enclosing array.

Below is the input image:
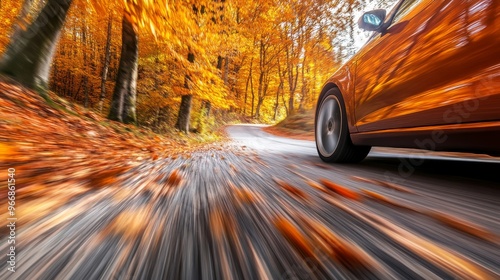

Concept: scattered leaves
[[274, 178, 308, 200], [320, 179, 361, 201]]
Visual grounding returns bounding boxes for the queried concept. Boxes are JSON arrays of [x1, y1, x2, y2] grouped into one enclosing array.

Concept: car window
[[392, 0, 423, 24]]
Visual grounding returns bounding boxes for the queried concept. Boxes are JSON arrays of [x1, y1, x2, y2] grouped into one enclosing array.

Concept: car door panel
[[354, 0, 500, 132]]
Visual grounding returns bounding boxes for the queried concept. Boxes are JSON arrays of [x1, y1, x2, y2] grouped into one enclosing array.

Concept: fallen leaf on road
[[320, 179, 361, 201], [361, 189, 416, 211], [166, 169, 183, 187], [274, 178, 308, 200], [427, 211, 498, 243], [274, 217, 316, 259]]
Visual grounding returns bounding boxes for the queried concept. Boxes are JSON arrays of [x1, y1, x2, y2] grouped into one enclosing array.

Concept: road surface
[[1, 124, 499, 279]]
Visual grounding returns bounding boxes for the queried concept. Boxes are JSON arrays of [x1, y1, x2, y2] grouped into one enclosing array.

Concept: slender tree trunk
[[99, 15, 113, 113], [223, 56, 229, 85], [82, 16, 89, 108], [255, 71, 264, 118], [244, 58, 253, 116], [108, 15, 138, 124], [175, 52, 195, 132], [288, 65, 298, 114], [0, 0, 73, 92], [250, 70, 255, 118], [274, 80, 283, 121], [67, 72, 73, 96], [299, 54, 307, 111], [83, 76, 89, 107]]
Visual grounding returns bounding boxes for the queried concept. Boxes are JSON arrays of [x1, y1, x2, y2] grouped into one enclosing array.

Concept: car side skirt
[[350, 121, 500, 154]]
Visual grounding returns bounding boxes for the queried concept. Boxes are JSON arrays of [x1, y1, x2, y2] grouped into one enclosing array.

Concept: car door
[[354, 0, 500, 132]]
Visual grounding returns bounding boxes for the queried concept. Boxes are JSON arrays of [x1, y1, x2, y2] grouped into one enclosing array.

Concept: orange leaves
[[428, 211, 498, 243], [371, 214, 496, 279], [166, 169, 183, 187], [351, 176, 414, 194], [274, 178, 308, 200], [0, 142, 17, 160], [305, 179, 328, 193], [274, 217, 316, 259], [304, 218, 378, 271], [209, 207, 225, 238], [103, 206, 151, 241], [0, 79, 192, 211], [275, 215, 379, 271], [361, 189, 415, 211], [209, 206, 237, 241], [320, 179, 361, 201], [89, 166, 130, 188], [227, 181, 260, 206], [235, 187, 257, 205]]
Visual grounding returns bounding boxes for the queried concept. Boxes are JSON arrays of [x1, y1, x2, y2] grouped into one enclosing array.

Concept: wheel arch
[[316, 82, 358, 134]]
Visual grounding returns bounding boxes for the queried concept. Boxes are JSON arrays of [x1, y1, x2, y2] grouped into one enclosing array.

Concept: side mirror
[[358, 9, 387, 32]]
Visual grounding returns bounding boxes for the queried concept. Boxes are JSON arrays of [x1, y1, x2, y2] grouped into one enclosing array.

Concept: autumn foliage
[[0, 0, 378, 130]]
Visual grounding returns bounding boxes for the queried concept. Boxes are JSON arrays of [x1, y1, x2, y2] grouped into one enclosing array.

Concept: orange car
[[315, 0, 500, 162]]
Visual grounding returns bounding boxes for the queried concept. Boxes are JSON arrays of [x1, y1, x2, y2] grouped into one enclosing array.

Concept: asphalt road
[[1, 124, 500, 279]]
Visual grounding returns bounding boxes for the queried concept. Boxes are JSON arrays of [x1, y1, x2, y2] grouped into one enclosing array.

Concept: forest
[[0, 0, 389, 133]]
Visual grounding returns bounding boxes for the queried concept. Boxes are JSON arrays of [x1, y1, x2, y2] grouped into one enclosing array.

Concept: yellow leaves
[[0, 142, 17, 160], [87, 0, 109, 16]]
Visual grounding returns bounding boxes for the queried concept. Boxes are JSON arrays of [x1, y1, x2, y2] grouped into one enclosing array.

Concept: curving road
[[1, 124, 500, 279]]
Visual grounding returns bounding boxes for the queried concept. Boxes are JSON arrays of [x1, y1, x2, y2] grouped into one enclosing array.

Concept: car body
[[315, 0, 500, 162]]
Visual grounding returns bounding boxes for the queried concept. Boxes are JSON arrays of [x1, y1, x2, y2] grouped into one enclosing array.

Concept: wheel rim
[[316, 95, 342, 157]]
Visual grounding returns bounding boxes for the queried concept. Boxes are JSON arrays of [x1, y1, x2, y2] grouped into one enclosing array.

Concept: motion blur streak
[[1, 125, 499, 279]]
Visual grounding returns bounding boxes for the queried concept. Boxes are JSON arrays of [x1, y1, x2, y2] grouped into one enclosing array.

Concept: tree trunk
[[299, 54, 307, 111], [288, 94, 295, 114], [99, 15, 113, 113], [108, 15, 138, 124], [82, 16, 89, 108], [202, 100, 211, 117], [216, 55, 223, 69], [83, 76, 89, 108], [175, 52, 195, 132], [255, 97, 264, 119], [175, 94, 193, 133], [0, 0, 73, 92], [223, 56, 229, 85], [255, 70, 264, 119], [244, 58, 253, 115], [274, 80, 283, 121]]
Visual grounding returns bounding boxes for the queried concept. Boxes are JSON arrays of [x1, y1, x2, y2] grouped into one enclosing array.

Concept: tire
[[315, 88, 371, 163]]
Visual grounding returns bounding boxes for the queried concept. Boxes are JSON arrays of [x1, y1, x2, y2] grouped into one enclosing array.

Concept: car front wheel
[[315, 88, 371, 163]]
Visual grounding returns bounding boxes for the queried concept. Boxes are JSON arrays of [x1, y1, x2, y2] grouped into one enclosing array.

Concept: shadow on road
[[360, 155, 500, 186]]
